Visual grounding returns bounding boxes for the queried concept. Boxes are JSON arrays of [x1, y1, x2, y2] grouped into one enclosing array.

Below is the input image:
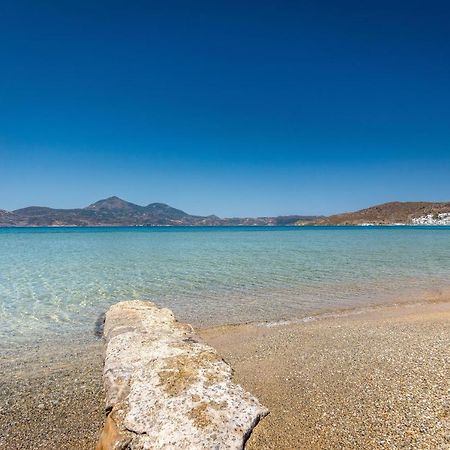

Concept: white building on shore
[[412, 212, 450, 225]]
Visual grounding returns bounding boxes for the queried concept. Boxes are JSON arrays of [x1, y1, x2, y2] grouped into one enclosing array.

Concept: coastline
[[1, 296, 449, 449], [1, 224, 450, 229], [200, 299, 450, 449]]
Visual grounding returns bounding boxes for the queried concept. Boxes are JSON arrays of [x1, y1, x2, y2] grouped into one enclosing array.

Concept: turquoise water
[[1, 226, 449, 348]]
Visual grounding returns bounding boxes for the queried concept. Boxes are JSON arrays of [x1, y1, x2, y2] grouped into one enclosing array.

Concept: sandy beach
[[1, 299, 449, 449], [201, 300, 450, 449], [0, 341, 104, 449]]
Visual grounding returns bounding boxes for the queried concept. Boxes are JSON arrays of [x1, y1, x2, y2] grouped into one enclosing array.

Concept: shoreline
[[200, 299, 450, 449], [1, 297, 449, 449], [189, 284, 450, 339], [2, 223, 450, 229], [3, 282, 450, 355]]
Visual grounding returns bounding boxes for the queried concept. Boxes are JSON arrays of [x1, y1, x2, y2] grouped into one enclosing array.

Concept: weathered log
[[97, 300, 268, 449]]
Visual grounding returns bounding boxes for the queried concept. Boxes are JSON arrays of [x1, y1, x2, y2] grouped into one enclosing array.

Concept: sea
[[1, 226, 449, 351]]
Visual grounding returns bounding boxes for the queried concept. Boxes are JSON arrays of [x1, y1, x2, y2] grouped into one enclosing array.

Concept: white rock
[[96, 300, 268, 450]]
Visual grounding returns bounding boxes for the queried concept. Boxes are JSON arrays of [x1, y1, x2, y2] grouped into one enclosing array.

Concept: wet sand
[[1, 299, 449, 449]]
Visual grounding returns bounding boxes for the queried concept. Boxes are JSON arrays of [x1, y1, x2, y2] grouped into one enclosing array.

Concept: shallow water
[[1, 226, 449, 349]]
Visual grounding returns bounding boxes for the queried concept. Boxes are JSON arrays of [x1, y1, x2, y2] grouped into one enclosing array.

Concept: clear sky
[[1, 0, 449, 216]]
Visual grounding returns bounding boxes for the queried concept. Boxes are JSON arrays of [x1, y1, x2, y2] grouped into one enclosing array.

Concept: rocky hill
[[0, 209, 16, 226], [1, 196, 318, 227], [4, 198, 447, 227], [305, 202, 450, 225]]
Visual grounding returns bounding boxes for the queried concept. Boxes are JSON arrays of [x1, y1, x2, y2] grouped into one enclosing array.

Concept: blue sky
[[1, 0, 449, 216]]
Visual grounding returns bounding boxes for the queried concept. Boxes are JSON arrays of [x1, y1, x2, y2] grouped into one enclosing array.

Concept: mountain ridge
[[86, 196, 142, 211], [1, 196, 318, 227], [2, 198, 449, 227]]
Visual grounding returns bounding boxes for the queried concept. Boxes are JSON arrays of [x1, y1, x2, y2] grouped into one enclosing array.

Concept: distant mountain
[[3, 198, 449, 227], [0, 196, 319, 227], [304, 201, 450, 225], [0, 209, 16, 226], [86, 196, 142, 211]]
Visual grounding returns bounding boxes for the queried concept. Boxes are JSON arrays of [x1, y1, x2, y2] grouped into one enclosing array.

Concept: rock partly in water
[[96, 300, 268, 450]]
